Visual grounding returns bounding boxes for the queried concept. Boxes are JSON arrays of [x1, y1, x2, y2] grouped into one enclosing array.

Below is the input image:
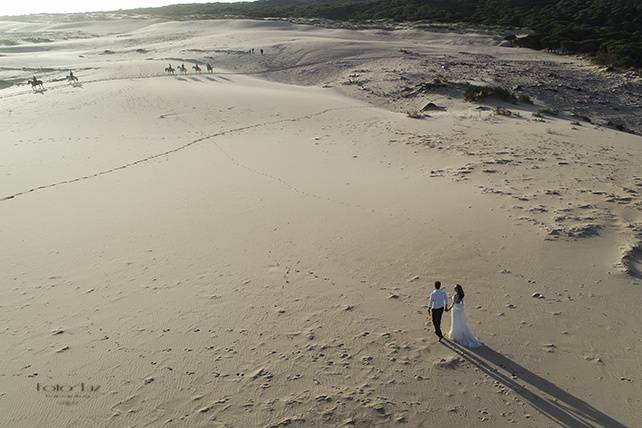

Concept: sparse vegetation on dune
[[114, 0, 642, 71]]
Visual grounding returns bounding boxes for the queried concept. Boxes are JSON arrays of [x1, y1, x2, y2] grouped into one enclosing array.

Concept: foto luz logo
[[36, 382, 100, 393]]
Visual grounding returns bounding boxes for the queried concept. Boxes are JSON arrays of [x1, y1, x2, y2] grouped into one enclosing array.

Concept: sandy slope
[[1, 18, 641, 428]]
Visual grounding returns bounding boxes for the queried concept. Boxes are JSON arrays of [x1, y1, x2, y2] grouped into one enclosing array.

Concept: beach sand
[[1, 17, 641, 427]]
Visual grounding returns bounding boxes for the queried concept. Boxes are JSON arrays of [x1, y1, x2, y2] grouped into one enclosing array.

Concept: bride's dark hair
[[455, 284, 465, 301]]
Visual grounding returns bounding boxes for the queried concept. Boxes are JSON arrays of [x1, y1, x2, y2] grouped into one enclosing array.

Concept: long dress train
[[448, 302, 481, 348]]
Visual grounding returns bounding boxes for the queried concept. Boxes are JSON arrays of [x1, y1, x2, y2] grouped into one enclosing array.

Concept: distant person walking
[[260, 48, 264, 55], [428, 281, 448, 341]]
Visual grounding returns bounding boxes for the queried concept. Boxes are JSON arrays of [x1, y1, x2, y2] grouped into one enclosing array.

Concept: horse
[[165, 65, 175, 75], [192, 64, 201, 73], [29, 77, 44, 91], [206, 63, 213, 73], [66, 70, 78, 82], [178, 64, 187, 74]]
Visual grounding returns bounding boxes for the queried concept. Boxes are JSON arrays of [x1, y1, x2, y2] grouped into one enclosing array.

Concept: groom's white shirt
[[428, 289, 448, 309]]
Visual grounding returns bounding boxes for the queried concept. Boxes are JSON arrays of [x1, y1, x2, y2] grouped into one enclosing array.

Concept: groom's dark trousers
[[431, 307, 444, 338]]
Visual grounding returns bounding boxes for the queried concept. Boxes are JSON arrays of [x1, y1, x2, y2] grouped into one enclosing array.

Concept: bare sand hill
[[1, 18, 641, 428]]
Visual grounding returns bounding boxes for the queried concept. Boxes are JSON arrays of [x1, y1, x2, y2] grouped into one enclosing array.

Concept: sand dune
[[1, 17, 641, 427]]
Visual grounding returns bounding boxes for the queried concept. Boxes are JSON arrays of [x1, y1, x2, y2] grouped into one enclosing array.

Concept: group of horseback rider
[[30, 54, 266, 89], [165, 48, 266, 75], [29, 69, 78, 90], [165, 62, 214, 75]]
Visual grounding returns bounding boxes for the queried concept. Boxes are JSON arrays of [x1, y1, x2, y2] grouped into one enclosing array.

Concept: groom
[[428, 281, 448, 341]]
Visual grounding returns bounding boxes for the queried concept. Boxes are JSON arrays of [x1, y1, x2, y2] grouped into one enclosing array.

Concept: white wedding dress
[[448, 299, 482, 348]]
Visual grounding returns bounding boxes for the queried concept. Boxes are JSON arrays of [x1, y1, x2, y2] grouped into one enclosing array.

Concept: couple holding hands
[[428, 281, 481, 348]]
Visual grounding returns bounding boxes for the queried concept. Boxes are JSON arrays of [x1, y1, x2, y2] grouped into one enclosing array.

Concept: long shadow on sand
[[441, 340, 626, 428]]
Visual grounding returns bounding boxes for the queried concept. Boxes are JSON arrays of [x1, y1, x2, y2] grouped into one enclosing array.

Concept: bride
[[447, 284, 482, 348]]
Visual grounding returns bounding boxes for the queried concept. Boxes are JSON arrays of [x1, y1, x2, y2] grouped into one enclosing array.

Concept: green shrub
[[494, 107, 520, 117], [537, 108, 560, 116], [518, 94, 534, 104], [464, 85, 516, 103], [406, 109, 423, 119]]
